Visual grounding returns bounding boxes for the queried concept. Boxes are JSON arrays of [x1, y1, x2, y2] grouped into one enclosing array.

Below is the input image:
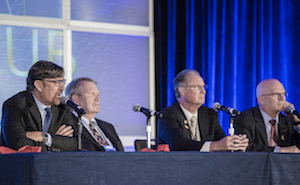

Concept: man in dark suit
[[235, 78, 300, 152], [157, 69, 248, 151], [65, 77, 124, 151], [0, 60, 77, 151]]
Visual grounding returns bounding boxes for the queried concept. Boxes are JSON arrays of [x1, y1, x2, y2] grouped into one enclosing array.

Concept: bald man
[[235, 78, 300, 152]]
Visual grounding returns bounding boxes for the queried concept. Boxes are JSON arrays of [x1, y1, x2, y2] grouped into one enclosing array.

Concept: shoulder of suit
[[161, 102, 180, 112], [160, 102, 182, 115], [3, 91, 32, 109], [236, 107, 259, 120], [199, 106, 214, 112], [95, 118, 113, 126], [237, 107, 256, 114]]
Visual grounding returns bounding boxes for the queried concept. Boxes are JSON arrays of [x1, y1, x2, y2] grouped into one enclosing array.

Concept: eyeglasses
[[186, 85, 208, 91], [262, 92, 288, 97], [43, 79, 66, 86]]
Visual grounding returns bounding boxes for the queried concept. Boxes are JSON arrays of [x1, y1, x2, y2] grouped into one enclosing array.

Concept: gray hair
[[65, 77, 97, 99], [173, 69, 200, 99]]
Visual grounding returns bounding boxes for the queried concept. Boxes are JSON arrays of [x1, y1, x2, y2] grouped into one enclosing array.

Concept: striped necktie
[[43, 107, 52, 133]]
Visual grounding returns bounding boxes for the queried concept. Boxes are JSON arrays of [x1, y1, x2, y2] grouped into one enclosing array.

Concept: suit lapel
[[83, 125, 103, 149], [277, 114, 289, 143], [27, 93, 42, 130], [175, 103, 192, 139], [253, 108, 269, 145], [48, 106, 59, 132], [198, 107, 208, 140], [97, 119, 121, 150]]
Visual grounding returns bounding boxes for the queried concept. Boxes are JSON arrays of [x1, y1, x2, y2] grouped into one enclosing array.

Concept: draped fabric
[[155, 0, 300, 133]]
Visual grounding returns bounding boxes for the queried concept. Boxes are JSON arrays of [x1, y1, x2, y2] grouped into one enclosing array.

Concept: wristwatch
[[42, 133, 48, 144]]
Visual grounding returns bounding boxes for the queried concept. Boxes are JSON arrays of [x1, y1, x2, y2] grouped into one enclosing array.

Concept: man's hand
[[55, 125, 74, 137], [210, 134, 249, 151], [279, 145, 300, 153], [237, 134, 249, 152], [26, 131, 43, 142]]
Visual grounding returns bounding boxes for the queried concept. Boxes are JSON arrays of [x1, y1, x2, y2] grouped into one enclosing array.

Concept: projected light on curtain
[[155, 0, 300, 134]]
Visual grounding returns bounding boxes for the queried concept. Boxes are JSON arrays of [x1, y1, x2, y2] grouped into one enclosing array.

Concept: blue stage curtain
[[155, 0, 300, 133]]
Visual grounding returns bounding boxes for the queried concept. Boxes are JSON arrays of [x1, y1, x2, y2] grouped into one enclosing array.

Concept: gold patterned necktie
[[269, 119, 278, 147], [89, 121, 108, 146], [190, 116, 197, 140]]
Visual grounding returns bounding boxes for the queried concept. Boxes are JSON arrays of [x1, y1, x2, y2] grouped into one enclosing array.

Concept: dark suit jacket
[[234, 107, 296, 152], [71, 114, 124, 151], [0, 91, 77, 151], [157, 102, 226, 151]]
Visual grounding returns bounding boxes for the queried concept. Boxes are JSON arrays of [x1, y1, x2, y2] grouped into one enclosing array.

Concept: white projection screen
[[0, 0, 154, 151]]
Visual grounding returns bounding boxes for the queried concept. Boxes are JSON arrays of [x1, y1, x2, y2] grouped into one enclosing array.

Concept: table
[[0, 151, 299, 185]]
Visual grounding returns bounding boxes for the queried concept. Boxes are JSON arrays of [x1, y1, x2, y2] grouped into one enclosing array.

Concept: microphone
[[132, 104, 163, 118], [213, 102, 241, 116], [285, 105, 300, 119], [60, 96, 86, 115]]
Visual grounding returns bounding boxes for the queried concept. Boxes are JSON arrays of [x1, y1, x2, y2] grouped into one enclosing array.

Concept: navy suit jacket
[[234, 107, 296, 152], [157, 102, 226, 151], [0, 91, 77, 151], [72, 114, 124, 151]]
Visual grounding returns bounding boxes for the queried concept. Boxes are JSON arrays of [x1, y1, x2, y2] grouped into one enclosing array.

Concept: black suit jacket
[[234, 107, 296, 152], [0, 91, 77, 151], [72, 114, 124, 151], [157, 102, 226, 151]]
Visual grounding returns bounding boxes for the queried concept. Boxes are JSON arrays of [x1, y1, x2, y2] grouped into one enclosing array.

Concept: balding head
[[256, 79, 284, 98], [256, 78, 287, 117]]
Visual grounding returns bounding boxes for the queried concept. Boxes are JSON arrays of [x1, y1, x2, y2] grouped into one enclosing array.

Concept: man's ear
[[71, 94, 79, 104], [34, 80, 43, 92], [178, 86, 185, 97], [258, 96, 264, 105]]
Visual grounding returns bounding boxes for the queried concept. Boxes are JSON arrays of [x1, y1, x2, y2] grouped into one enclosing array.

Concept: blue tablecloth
[[0, 151, 299, 185]]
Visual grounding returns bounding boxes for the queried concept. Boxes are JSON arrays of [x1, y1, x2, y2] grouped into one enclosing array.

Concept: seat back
[[134, 139, 156, 151]]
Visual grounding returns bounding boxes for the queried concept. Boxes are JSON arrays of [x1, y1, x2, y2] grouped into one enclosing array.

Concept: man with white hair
[[235, 78, 300, 152], [157, 69, 249, 151]]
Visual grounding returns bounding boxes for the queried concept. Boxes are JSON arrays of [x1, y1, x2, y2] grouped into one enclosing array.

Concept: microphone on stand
[[60, 95, 85, 151], [213, 102, 241, 116], [132, 104, 163, 118], [61, 96, 86, 116], [133, 104, 163, 149], [213, 102, 240, 136]]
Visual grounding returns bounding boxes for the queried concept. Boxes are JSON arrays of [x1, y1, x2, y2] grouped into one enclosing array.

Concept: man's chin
[[54, 99, 61, 105]]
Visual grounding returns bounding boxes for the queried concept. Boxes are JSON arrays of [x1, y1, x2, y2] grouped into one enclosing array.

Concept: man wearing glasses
[[0, 60, 77, 151], [157, 69, 249, 151], [235, 78, 300, 152]]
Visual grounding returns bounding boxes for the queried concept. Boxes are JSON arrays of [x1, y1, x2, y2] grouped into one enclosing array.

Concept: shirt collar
[[72, 111, 96, 125], [259, 107, 279, 124], [32, 94, 51, 113], [179, 104, 198, 121]]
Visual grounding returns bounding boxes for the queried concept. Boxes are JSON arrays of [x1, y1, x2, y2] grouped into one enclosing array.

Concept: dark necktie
[[269, 119, 278, 146], [89, 121, 108, 146], [43, 107, 52, 133]]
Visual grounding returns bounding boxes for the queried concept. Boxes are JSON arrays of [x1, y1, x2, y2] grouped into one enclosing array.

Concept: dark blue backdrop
[[155, 0, 300, 134]]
